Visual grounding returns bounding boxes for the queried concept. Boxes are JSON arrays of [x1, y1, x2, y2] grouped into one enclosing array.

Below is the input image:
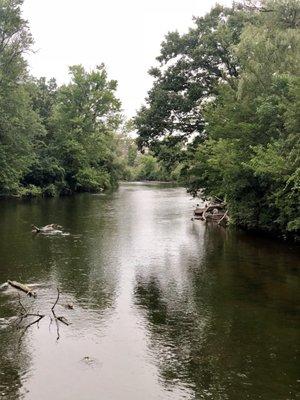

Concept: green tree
[[134, 3, 253, 163], [22, 77, 63, 195], [136, 154, 161, 181], [51, 64, 122, 192], [186, 0, 300, 234], [136, 0, 300, 236], [0, 0, 44, 194]]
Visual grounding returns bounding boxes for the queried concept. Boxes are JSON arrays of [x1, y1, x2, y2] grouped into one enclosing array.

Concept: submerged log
[[205, 213, 226, 221], [203, 203, 226, 219], [8, 280, 37, 298], [194, 207, 206, 216]]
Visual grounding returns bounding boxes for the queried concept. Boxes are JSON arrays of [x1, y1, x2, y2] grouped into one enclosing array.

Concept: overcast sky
[[23, 0, 233, 118]]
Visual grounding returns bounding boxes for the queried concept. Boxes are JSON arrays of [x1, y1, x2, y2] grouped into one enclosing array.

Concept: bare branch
[[18, 293, 27, 314], [51, 287, 60, 311], [57, 316, 70, 326], [218, 210, 229, 226]]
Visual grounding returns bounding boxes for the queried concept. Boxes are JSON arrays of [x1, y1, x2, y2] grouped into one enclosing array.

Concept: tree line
[[1, 0, 299, 237], [0, 0, 175, 197], [0, 0, 165, 198], [135, 0, 300, 237]]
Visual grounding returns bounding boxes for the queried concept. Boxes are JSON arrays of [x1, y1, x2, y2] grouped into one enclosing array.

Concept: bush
[[42, 184, 58, 197], [75, 168, 111, 192], [18, 185, 42, 198]]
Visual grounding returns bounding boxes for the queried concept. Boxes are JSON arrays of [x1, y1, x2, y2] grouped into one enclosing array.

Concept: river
[[0, 183, 299, 400]]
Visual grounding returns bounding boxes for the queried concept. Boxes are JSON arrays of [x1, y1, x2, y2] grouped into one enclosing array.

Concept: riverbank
[[0, 180, 179, 200]]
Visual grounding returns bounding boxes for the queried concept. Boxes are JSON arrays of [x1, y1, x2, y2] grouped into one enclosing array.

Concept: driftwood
[[194, 207, 206, 216], [218, 210, 229, 226], [193, 202, 229, 225], [31, 224, 63, 234], [8, 280, 37, 298], [203, 204, 225, 221], [194, 203, 226, 216]]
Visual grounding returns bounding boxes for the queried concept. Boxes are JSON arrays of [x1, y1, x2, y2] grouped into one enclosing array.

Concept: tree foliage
[[0, 0, 124, 196], [135, 0, 300, 237], [0, 0, 44, 194], [135, 3, 255, 157], [49, 64, 122, 192]]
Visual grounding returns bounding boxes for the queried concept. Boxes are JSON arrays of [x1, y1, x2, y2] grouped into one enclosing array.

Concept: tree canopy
[[0, 0, 125, 197], [135, 0, 300, 237]]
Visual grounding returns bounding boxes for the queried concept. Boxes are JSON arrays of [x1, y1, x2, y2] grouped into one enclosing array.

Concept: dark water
[[0, 183, 299, 400]]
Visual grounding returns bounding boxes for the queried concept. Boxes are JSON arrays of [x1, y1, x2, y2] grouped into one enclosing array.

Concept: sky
[[23, 0, 233, 118]]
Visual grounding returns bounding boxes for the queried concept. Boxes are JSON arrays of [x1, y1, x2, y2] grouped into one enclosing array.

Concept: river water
[[0, 183, 299, 400]]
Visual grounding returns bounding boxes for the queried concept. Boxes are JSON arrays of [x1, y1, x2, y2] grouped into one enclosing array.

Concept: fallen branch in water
[[193, 202, 228, 225], [51, 288, 61, 340], [9, 285, 71, 341], [203, 205, 215, 221], [16, 293, 45, 331], [51, 287, 60, 312], [57, 316, 70, 326], [18, 293, 27, 314], [8, 280, 37, 298], [51, 288, 70, 340], [31, 224, 63, 234], [218, 210, 229, 226], [21, 314, 44, 331]]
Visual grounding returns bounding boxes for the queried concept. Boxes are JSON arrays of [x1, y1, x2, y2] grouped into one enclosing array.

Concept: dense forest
[[0, 0, 122, 195], [0, 0, 168, 198], [135, 0, 300, 237], [0, 0, 299, 237]]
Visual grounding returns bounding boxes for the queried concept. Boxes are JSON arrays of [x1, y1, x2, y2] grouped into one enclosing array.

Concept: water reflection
[[0, 295, 31, 400], [0, 184, 299, 400], [134, 216, 300, 400], [0, 194, 121, 399]]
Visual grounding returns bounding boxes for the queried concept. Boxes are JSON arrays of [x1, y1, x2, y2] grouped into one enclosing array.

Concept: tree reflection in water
[[134, 224, 300, 400], [0, 186, 299, 400]]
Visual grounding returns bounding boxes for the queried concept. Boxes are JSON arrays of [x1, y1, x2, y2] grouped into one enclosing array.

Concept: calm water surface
[[0, 183, 299, 400]]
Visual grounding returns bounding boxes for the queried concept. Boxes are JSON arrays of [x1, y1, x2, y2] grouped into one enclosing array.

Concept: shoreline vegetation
[[0, 0, 299, 240], [134, 0, 300, 240], [0, 1, 175, 201], [0, 180, 179, 199]]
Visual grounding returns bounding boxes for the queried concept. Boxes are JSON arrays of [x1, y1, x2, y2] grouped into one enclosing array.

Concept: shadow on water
[[133, 224, 300, 400], [0, 183, 299, 400]]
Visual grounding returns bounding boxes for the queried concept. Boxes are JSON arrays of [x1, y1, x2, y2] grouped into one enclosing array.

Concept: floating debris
[[65, 302, 74, 310]]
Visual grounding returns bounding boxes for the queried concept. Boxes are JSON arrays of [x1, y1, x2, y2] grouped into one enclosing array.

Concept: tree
[[134, 3, 254, 163], [135, 0, 300, 236], [186, 0, 300, 234], [0, 0, 44, 194], [50, 64, 122, 192]]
